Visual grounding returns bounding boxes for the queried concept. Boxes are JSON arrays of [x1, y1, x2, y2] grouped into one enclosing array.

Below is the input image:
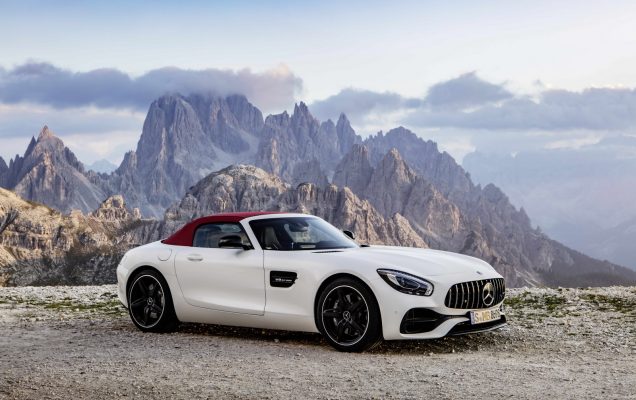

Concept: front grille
[[444, 278, 505, 309]]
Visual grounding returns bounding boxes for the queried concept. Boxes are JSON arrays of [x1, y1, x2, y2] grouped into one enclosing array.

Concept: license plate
[[470, 308, 501, 325]]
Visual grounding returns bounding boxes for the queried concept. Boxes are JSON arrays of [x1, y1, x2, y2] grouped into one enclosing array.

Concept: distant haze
[[464, 139, 636, 271]]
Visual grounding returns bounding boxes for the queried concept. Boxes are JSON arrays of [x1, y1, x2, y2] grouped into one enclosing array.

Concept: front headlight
[[377, 269, 434, 296]]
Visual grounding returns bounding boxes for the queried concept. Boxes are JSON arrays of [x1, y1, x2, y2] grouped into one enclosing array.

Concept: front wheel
[[316, 278, 383, 352], [127, 269, 177, 332]]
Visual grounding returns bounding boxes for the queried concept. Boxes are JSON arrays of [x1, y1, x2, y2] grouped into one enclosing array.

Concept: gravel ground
[[0, 285, 635, 399]]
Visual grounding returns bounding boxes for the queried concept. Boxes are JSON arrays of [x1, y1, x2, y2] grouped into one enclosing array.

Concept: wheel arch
[[125, 265, 165, 301], [313, 272, 383, 332]]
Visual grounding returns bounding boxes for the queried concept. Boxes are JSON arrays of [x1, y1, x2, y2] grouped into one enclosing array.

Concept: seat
[[262, 226, 282, 250]]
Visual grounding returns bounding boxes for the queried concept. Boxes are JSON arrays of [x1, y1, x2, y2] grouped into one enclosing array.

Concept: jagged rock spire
[[37, 125, 54, 141]]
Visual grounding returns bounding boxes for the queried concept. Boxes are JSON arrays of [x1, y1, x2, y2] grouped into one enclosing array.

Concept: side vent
[[270, 271, 298, 288]]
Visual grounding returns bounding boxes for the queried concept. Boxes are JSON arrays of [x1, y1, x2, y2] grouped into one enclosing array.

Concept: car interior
[[193, 223, 251, 248]]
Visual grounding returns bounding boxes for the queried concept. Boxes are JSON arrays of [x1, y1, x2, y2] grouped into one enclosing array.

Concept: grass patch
[[582, 294, 636, 315], [543, 295, 567, 312], [503, 292, 539, 309], [505, 292, 566, 312], [504, 292, 569, 321]]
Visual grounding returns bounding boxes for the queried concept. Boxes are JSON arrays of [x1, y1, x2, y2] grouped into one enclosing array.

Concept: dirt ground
[[0, 285, 635, 399]]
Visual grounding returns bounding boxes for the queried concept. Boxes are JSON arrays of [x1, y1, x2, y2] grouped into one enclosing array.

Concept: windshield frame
[[248, 216, 359, 251]]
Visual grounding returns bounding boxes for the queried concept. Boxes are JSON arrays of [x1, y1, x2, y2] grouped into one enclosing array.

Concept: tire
[[127, 269, 178, 333], [316, 277, 383, 352]]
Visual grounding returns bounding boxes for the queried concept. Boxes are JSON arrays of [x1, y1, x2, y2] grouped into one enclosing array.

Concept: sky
[[1, 0, 636, 165]]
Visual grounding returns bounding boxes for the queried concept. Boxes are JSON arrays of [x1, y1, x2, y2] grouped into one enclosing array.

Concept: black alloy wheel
[[127, 270, 177, 332], [317, 278, 382, 352]]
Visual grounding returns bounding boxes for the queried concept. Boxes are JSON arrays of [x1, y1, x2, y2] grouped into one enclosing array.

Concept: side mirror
[[218, 235, 252, 250], [343, 230, 356, 240]]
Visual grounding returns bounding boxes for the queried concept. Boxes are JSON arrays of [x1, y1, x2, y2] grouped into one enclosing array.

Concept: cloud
[[0, 103, 144, 164], [407, 87, 636, 131], [0, 62, 302, 112], [311, 73, 636, 133], [310, 88, 420, 122], [309, 73, 514, 130], [424, 72, 513, 110]]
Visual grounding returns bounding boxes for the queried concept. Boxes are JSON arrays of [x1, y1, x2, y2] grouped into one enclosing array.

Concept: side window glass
[[192, 223, 250, 248]]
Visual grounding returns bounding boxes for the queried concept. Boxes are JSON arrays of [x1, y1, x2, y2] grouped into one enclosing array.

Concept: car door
[[174, 222, 265, 315]]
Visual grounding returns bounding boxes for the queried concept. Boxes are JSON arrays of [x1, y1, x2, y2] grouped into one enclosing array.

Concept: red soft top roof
[[162, 212, 281, 246]]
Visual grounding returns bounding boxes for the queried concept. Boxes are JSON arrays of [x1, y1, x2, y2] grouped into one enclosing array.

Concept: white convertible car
[[117, 212, 506, 352]]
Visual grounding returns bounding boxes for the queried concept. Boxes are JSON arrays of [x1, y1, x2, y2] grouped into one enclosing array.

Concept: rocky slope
[[105, 94, 265, 217], [363, 127, 475, 206], [333, 144, 636, 286], [0, 188, 148, 286], [147, 164, 426, 248], [463, 147, 636, 271], [0, 156, 7, 177], [255, 105, 361, 184], [0, 126, 107, 213]]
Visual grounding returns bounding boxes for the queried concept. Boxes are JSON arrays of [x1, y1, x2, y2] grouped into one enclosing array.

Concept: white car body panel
[[174, 247, 265, 315], [117, 213, 506, 341]]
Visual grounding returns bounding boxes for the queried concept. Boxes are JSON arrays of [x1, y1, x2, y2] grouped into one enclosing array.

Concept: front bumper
[[400, 307, 507, 336], [371, 272, 507, 340]]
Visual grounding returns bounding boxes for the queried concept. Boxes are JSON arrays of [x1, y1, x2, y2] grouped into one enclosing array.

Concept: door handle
[[187, 254, 203, 262]]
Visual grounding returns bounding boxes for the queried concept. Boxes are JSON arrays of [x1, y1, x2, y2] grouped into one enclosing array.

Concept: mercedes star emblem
[[482, 282, 495, 307]]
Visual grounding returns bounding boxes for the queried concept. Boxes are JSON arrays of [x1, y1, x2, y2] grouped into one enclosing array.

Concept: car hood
[[323, 246, 498, 278]]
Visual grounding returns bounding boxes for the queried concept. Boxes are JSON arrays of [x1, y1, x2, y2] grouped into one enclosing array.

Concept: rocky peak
[[0, 126, 105, 214], [225, 94, 265, 133], [0, 157, 7, 173], [256, 104, 361, 183], [482, 183, 508, 204], [336, 113, 360, 153], [387, 125, 425, 141], [29, 126, 84, 172], [113, 94, 267, 217], [290, 102, 319, 135], [90, 195, 140, 222], [320, 118, 336, 133], [116, 151, 137, 172], [163, 164, 289, 223], [373, 148, 418, 187], [23, 137, 37, 158], [292, 102, 314, 122], [265, 110, 290, 127], [162, 164, 427, 248], [37, 125, 54, 141], [336, 113, 351, 128], [363, 126, 474, 204], [333, 144, 373, 194]]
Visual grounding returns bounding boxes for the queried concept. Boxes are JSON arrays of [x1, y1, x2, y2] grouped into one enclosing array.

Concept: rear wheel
[[316, 277, 382, 352], [127, 269, 177, 332]]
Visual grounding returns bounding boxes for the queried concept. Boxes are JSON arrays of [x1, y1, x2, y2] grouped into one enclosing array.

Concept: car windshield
[[249, 217, 358, 251]]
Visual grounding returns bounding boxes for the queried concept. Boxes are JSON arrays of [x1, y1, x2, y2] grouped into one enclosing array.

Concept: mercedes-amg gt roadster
[[117, 212, 506, 352]]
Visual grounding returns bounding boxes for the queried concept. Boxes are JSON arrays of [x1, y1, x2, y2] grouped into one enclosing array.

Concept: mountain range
[[1, 93, 635, 287], [464, 142, 636, 271]]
